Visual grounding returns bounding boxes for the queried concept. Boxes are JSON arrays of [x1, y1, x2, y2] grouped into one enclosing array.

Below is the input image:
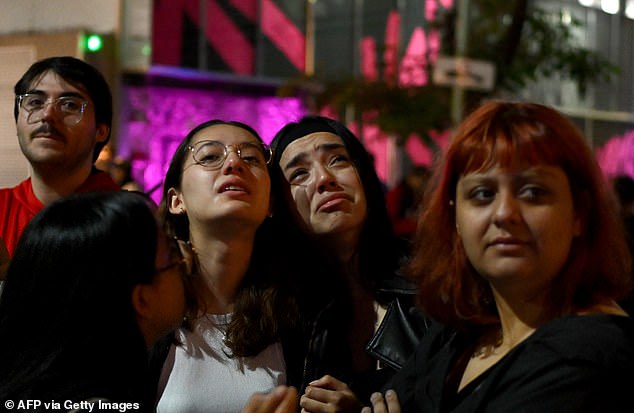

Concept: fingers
[[300, 382, 362, 413], [308, 374, 348, 391], [242, 386, 298, 413], [275, 386, 298, 413], [368, 390, 401, 413]]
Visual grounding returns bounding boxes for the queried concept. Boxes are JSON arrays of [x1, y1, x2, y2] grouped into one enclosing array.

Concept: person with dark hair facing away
[[386, 165, 430, 255], [269, 115, 431, 413], [366, 101, 634, 413], [0, 191, 298, 413], [0, 191, 184, 410], [0, 56, 119, 277], [153, 120, 299, 413]]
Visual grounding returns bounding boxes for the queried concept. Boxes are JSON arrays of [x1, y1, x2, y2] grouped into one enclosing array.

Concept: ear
[[131, 284, 154, 321], [95, 123, 110, 144], [168, 187, 186, 214]]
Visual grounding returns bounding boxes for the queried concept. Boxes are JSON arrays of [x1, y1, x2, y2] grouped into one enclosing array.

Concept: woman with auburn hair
[[365, 101, 634, 413]]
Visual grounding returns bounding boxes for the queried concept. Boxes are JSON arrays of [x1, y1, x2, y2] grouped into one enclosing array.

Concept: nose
[[222, 148, 244, 173], [315, 165, 338, 193], [37, 101, 57, 123], [493, 191, 521, 226]]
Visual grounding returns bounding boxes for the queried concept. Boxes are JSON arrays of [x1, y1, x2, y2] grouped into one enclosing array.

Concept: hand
[[300, 375, 363, 413], [242, 385, 298, 413], [361, 390, 401, 413]]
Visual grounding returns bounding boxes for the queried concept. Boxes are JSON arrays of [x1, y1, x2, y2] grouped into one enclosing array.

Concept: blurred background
[[1, 0, 633, 202]]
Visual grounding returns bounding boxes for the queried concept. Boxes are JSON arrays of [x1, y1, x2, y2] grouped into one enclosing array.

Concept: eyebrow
[[462, 166, 560, 182], [24, 90, 87, 99], [283, 142, 346, 170]]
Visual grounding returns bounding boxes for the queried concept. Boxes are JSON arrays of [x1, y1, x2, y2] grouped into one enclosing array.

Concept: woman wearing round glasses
[[153, 120, 299, 413]]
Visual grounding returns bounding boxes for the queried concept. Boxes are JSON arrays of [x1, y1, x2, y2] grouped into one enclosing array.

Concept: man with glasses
[[0, 56, 120, 276]]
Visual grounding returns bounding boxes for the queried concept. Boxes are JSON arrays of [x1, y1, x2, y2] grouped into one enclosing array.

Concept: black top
[[387, 314, 634, 413]]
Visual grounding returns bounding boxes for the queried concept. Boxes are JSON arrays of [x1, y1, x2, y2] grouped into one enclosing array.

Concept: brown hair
[[159, 120, 297, 357], [408, 100, 632, 331]]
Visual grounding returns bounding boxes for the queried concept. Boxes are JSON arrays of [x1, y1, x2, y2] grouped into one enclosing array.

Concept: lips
[[316, 193, 352, 211], [219, 181, 248, 193], [487, 237, 530, 253]]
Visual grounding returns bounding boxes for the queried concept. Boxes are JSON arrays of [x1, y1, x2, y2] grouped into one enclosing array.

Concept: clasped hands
[[299, 375, 401, 413]]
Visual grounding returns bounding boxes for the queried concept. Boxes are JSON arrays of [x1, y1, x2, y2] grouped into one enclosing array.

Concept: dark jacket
[[283, 275, 432, 404]]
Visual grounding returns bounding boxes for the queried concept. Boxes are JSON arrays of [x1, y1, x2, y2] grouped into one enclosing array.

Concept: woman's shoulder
[[529, 314, 634, 364]]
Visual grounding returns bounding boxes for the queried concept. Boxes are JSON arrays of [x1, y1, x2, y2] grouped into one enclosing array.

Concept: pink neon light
[[384, 10, 401, 83], [404, 134, 432, 166], [399, 27, 427, 86], [425, 0, 454, 21], [361, 36, 378, 81], [206, 0, 254, 74], [228, 0, 257, 20], [427, 29, 440, 63], [152, 0, 197, 65], [260, 0, 305, 71]]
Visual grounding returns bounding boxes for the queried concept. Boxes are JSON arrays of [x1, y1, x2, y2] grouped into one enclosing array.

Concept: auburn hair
[[408, 100, 632, 332]]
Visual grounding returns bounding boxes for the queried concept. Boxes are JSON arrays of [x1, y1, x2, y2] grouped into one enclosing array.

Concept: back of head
[[13, 56, 113, 162], [270, 115, 401, 294], [0, 191, 157, 401], [410, 100, 632, 329]]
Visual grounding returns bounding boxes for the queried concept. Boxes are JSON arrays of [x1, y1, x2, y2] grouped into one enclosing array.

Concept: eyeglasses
[[157, 239, 195, 278], [16, 93, 88, 126], [187, 140, 272, 170]]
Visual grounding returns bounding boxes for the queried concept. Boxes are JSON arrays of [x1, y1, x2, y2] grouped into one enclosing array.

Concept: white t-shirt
[[156, 313, 286, 413]]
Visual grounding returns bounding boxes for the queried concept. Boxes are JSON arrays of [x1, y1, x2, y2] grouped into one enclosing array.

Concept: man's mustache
[[30, 123, 64, 139]]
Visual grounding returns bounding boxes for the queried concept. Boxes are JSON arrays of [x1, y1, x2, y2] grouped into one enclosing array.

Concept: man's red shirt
[[0, 171, 120, 256]]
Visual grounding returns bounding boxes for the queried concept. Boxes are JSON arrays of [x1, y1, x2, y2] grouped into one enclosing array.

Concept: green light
[[86, 34, 103, 52]]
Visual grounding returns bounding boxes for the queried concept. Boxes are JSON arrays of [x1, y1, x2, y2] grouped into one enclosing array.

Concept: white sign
[[433, 56, 496, 91]]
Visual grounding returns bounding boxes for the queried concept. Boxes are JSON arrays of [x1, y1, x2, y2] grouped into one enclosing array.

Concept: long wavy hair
[[0, 191, 160, 408], [158, 119, 297, 357], [409, 100, 632, 332]]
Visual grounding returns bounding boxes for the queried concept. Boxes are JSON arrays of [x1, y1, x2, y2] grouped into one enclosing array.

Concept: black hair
[[0, 191, 158, 408], [270, 115, 402, 299], [13, 56, 113, 162]]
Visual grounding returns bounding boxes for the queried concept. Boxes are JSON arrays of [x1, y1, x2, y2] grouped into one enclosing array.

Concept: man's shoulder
[[0, 179, 32, 204], [79, 170, 121, 192]]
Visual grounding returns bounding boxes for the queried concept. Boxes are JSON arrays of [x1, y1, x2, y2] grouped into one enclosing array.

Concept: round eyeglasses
[[187, 140, 272, 170], [16, 93, 88, 126]]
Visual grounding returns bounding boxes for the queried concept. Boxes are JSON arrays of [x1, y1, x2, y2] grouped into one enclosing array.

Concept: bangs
[[453, 113, 564, 176]]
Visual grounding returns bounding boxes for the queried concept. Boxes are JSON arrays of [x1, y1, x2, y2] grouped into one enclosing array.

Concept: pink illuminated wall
[[357, 0, 454, 186], [596, 130, 634, 180], [117, 83, 305, 202]]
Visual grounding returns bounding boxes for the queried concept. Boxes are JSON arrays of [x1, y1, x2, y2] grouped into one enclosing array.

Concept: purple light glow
[[118, 84, 306, 202]]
